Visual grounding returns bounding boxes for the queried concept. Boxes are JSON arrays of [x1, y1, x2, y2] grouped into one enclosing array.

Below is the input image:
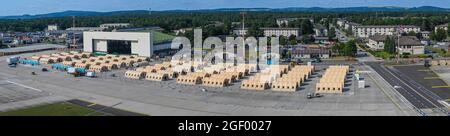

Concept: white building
[[314, 24, 328, 37], [83, 32, 153, 57], [336, 19, 347, 28], [100, 23, 131, 29], [291, 48, 330, 59], [367, 34, 387, 50], [261, 27, 301, 37], [47, 24, 58, 31], [354, 25, 421, 38], [435, 23, 449, 32], [67, 27, 104, 32], [345, 22, 361, 34], [314, 37, 330, 44], [173, 28, 193, 35], [232, 28, 248, 36], [276, 18, 313, 27], [396, 36, 425, 55], [421, 31, 430, 39]]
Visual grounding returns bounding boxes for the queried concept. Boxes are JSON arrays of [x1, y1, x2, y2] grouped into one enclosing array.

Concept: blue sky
[[1, 0, 449, 16]]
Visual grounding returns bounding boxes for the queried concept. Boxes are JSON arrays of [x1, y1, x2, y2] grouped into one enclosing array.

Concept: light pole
[[396, 25, 403, 64]]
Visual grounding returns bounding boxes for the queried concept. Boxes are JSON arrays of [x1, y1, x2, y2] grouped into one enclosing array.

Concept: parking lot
[[0, 51, 413, 115], [0, 80, 49, 104], [393, 65, 450, 100]]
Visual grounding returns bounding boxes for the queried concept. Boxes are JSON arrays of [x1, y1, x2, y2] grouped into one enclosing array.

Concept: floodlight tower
[[240, 12, 246, 43], [72, 16, 76, 49]]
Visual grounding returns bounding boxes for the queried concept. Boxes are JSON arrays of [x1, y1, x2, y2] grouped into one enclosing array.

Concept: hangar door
[[107, 40, 132, 54]]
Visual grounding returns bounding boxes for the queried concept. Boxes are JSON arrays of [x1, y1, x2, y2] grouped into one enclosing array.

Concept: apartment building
[[276, 18, 313, 27], [354, 25, 421, 38], [336, 19, 346, 28], [261, 27, 301, 37], [434, 23, 449, 32], [47, 24, 59, 31]]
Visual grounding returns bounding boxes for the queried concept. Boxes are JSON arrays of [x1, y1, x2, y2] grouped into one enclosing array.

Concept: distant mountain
[[1, 6, 449, 19], [0, 10, 149, 19]]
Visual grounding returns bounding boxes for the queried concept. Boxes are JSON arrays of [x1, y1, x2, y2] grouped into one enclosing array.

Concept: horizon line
[[1, 5, 448, 17]]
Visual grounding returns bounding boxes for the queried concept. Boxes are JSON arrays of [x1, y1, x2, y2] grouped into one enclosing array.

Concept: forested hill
[[1, 6, 449, 20]]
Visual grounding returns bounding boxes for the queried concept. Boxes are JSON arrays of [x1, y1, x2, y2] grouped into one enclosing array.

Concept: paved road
[[366, 62, 449, 115]]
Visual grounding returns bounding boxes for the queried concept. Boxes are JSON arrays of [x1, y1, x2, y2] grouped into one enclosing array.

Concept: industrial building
[[83, 32, 155, 57]]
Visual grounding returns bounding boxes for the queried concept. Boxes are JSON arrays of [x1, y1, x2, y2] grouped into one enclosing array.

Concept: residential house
[[396, 36, 425, 55], [367, 34, 387, 50]]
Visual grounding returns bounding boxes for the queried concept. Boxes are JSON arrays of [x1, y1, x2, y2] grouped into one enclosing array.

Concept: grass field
[[0, 102, 105, 116], [127, 29, 175, 44], [153, 31, 176, 44]]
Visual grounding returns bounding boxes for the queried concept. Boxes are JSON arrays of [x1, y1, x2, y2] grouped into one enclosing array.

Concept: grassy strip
[[0, 102, 104, 116]]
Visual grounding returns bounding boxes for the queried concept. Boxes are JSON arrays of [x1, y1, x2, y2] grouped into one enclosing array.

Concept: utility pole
[[396, 25, 402, 64], [240, 12, 246, 37], [240, 11, 246, 65], [72, 16, 76, 49]]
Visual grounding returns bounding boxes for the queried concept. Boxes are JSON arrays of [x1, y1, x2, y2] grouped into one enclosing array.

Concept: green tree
[[300, 19, 314, 34], [384, 36, 396, 54], [288, 39, 297, 45], [279, 36, 287, 45], [0, 40, 6, 49], [421, 19, 430, 31], [343, 40, 357, 56], [301, 35, 313, 44], [331, 42, 345, 55], [328, 27, 336, 41], [248, 25, 262, 37], [448, 23, 450, 36], [431, 28, 448, 42], [407, 31, 417, 37]]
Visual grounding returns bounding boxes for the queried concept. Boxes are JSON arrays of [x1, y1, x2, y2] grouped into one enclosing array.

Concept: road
[[366, 62, 449, 115]]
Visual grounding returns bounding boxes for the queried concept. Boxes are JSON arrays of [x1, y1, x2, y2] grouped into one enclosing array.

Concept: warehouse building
[[83, 31, 177, 57]]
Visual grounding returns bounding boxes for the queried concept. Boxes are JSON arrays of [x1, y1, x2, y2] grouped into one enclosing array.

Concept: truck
[[7, 56, 20, 67]]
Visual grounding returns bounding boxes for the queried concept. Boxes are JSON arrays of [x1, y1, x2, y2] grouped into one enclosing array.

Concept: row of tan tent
[[315, 65, 349, 94], [241, 65, 290, 90], [271, 65, 315, 92], [430, 60, 450, 66]]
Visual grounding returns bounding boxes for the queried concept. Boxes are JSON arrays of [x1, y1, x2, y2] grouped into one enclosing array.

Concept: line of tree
[[331, 40, 357, 57], [0, 11, 448, 34], [384, 36, 396, 54]]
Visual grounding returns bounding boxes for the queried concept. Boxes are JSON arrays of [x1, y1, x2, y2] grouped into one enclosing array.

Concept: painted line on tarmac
[[432, 85, 450, 89], [424, 77, 440, 80], [5, 80, 43, 92], [88, 103, 97, 107]]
